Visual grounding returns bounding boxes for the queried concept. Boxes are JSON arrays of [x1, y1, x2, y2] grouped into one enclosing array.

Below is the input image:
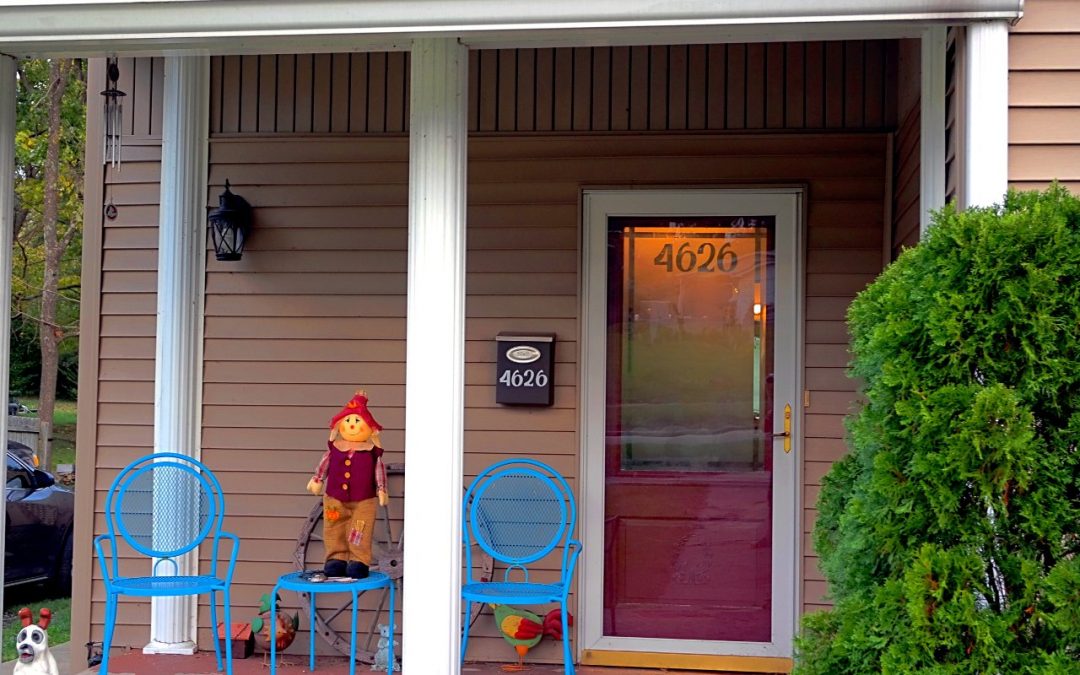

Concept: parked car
[[5, 446, 74, 593], [8, 439, 37, 466]]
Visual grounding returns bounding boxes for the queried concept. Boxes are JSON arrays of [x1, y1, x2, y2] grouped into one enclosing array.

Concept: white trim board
[[0, 0, 1022, 56], [578, 188, 804, 659]]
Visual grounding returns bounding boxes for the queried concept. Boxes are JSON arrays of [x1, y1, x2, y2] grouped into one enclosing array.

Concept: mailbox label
[[506, 345, 542, 364]]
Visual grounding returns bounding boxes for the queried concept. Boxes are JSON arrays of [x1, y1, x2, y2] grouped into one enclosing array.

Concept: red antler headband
[[329, 392, 383, 432], [18, 608, 51, 629]]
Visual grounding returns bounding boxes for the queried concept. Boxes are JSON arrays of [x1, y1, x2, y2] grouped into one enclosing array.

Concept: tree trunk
[[37, 59, 70, 471]]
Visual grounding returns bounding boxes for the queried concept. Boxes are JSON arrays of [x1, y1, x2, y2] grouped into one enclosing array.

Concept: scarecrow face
[[337, 413, 373, 443]]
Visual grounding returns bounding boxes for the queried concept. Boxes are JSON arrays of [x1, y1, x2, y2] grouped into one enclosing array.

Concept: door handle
[[772, 404, 793, 453]]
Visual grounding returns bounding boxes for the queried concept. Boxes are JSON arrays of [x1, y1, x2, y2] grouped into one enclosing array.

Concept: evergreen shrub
[[796, 186, 1080, 674]]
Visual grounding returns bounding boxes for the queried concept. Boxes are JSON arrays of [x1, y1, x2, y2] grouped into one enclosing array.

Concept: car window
[[6, 456, 31, 489]]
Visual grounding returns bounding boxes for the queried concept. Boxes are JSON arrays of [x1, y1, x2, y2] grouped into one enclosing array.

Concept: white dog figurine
[[14, 608, 58, 675]]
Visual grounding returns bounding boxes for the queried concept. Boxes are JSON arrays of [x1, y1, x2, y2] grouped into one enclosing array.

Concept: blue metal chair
[[461, 459, 582, 675], [94, 453, 239, 674]]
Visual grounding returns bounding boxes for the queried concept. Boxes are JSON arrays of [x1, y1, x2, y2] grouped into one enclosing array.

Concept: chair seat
[[462, 581, 564, 605], [112, 574, 226, 596]]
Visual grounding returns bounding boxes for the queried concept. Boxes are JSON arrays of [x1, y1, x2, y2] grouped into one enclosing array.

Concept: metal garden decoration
[[100, 57, 125, 169], [208, 180, 253, 261]]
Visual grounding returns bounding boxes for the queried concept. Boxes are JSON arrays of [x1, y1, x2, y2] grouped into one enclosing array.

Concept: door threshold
[[580, 649, 794, 673]]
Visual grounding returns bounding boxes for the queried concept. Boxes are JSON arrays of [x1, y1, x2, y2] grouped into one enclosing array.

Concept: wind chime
[[101, 57, 125, 170]]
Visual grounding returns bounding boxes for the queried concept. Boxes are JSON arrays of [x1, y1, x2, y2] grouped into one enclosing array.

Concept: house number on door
[[652, 241, 738, 273]]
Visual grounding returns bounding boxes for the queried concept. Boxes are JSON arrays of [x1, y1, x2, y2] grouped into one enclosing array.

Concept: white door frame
[[579, 188, 804, 659]]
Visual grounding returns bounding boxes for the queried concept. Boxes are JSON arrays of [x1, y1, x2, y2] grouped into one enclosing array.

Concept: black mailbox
[[495, 333, 556, 406]]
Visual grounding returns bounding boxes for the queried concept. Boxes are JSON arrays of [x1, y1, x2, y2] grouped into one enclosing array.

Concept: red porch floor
[[78, 651, 714, 675]]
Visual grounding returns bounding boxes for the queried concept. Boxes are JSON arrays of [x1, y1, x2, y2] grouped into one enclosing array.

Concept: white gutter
[[0, 0, 1022, 56]]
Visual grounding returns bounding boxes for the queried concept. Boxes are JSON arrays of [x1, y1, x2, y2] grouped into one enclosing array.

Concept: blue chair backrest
[[104, 453, 224, 570], [463, 459, 576, 579]]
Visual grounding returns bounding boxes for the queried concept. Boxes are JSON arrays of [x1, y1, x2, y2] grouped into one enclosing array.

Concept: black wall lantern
[[208, 180, 253, 261]]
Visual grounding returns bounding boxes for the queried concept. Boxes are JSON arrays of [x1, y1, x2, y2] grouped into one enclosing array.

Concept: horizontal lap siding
[[204, 134, 884, 658], [201, 136, 584, 660], [84, 48, 891, 659], [1009, 0, 1080, 191], [802, 128, 885, 612], [86, 140, 161, 647]]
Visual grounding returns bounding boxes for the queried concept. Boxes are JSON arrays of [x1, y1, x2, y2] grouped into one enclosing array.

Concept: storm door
[[581, 189, 800, 660]]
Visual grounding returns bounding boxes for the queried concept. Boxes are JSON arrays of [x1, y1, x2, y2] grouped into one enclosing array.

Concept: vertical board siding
[[892, 39, 922, 257], [208, 42, 897, 135], [945, 28, 964, 206], [1009, 0, 1080, 194]]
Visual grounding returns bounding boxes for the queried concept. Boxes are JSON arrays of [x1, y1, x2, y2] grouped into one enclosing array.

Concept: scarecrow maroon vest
[[324, 440, 382, 503]]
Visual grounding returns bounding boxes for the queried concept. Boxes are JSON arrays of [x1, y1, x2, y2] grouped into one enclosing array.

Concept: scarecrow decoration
[[307, 390, 389, 579]]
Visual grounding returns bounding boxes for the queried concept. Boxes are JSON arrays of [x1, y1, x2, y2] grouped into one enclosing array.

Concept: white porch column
[[403, 38, 468, 674], [963, 21, 1010, 208], [920, 26, 947, 235], [0, 56, 16, 642], [146, 54, 209, 655]]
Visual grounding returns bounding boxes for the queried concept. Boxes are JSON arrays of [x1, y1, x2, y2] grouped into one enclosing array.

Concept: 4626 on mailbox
[[499, 369, 549, 388], [495, 333, 555, 406]]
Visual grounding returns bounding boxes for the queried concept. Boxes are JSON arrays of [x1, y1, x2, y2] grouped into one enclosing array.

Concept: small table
[[270, 570, 395, 675]]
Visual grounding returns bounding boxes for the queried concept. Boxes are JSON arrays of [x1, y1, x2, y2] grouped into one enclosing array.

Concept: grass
[[15, 398, 77, 473], [1, 593, 71, 661]]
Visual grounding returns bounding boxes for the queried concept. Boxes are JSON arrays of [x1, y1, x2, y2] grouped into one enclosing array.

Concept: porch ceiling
[[0, 0, 1022, 57]]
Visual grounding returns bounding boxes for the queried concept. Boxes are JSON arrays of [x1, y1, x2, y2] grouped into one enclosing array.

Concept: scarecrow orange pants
[[322, 495, 378, 565]]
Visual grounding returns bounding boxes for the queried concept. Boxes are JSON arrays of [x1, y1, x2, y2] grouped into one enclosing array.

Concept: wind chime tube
[[102, 57, 125, 170], [116, 98, 122, 170]]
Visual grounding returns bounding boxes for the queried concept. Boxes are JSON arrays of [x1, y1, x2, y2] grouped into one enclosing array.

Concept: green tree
[[796, 186, 1080, 674], [13, 58, 85, 466]]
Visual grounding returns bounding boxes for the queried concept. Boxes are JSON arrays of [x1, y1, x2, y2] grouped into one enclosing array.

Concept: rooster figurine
[[252, 592, 299, 657], [490, 605, 570, 672]]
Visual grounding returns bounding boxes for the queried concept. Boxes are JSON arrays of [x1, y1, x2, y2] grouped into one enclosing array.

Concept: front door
[[581, 189, 800, 661]]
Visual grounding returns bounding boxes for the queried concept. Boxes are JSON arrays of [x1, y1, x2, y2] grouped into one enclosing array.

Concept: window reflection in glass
[[607, 217, 775, 473]]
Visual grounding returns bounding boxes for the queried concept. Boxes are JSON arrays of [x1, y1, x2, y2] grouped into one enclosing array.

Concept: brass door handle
[[775, 403, 792, 453]]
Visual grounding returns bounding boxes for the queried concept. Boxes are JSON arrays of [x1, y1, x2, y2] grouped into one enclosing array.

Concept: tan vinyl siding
[[79, 47, 893, 659], [84, 143, 162, 649], [1009, 0, 1080, 191], [891, 39, 921, 258], [198, 134, 884, 658]]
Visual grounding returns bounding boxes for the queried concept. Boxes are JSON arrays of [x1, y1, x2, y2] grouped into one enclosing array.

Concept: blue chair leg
[[309, 592, 316, 673], [209, 590, 222, 672], [388, 581, 396, 675], [269, 583, 279, 675], [349, 589, 358, 675], [561, 602, 574, 675], [100, 592, 118, 674], [460, 599, 471, 665], [223, 587, 234, 675]]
